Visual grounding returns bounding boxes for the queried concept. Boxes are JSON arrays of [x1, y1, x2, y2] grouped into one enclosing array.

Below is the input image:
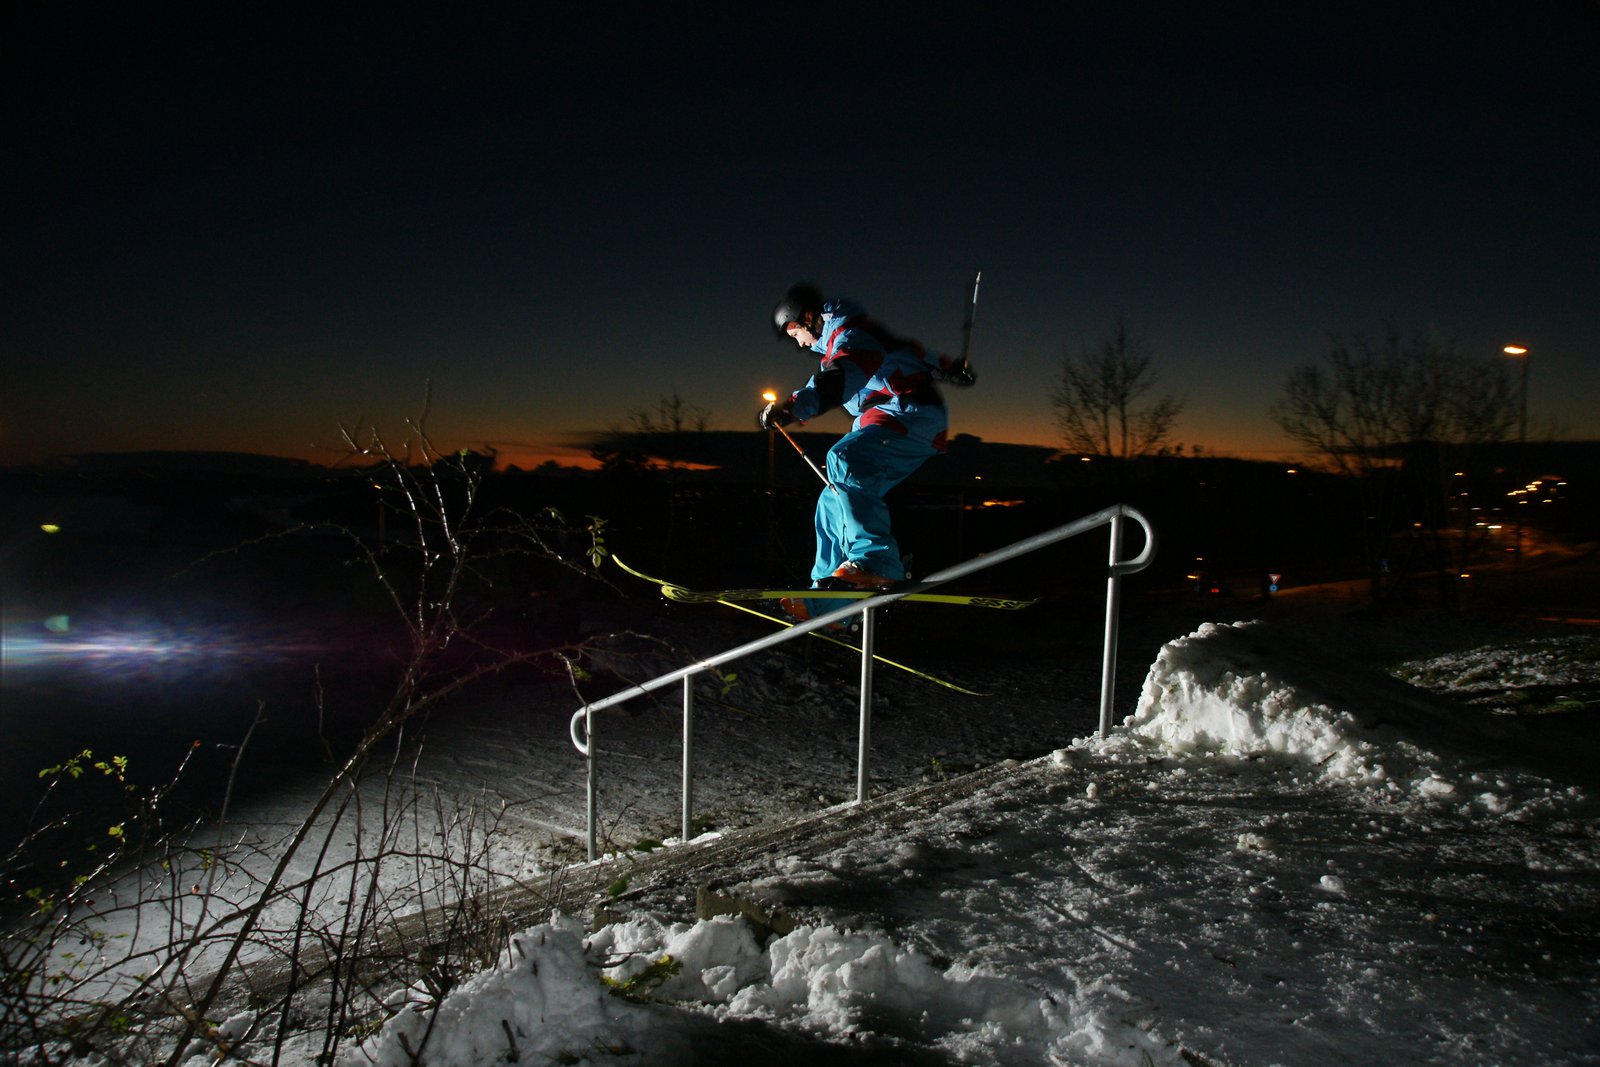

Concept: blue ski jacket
[[786, 299, 959, 451]]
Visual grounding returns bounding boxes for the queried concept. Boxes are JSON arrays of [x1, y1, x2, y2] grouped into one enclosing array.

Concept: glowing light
[[41, 523, 61, 534], [761, 390, 778, 403], [6, 629, 216, 669], [3, 616, 329, 679], [1503, 345, 1528, 356]]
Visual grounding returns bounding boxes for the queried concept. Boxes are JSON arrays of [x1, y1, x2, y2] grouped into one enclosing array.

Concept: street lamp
[[1504, 345, 1529, 445], [1504, 345, 1530, 563], [762, 391, 778, 565]]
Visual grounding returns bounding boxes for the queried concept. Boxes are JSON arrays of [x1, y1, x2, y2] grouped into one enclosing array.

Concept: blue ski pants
[[810, 426, 937, 584]]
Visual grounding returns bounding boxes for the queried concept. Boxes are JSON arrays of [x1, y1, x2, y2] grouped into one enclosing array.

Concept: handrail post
[[856, 605, 877, 802], [682, 675, 694, 843], [1098, 508, 1125, 737], [585, 706, 597, 861]]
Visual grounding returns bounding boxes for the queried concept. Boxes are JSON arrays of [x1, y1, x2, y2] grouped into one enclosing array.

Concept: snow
[[208, 611, 1599, 1067], [355, 919, 622, 1066], [22, 597, 1598, 1065]]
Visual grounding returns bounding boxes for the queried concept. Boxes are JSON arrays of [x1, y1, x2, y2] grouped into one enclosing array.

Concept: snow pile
[[1393, 634, 1600, 711], [342, 917, 636, 1066], [1107, 620, 1571, 814], [1121, 621, 1381, 775], [589, 913, 767, 1004], [722, 923, 1055, 1053], [339, 913, 1062, 1066]]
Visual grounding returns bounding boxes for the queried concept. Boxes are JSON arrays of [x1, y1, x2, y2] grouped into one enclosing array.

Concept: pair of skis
[[647, 581, 1035, 612], [612, 555, 1032, 696]]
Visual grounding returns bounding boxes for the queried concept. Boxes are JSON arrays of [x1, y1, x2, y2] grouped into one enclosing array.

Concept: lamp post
[[1504, 345, 1529, 563]]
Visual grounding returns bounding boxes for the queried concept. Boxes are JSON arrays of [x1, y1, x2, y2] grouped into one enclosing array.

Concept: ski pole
[[957, 270, 982, 373], [763, 391, 839, 494]]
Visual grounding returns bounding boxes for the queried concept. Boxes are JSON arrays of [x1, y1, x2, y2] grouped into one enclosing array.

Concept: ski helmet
[[772, 283, 823, 339]]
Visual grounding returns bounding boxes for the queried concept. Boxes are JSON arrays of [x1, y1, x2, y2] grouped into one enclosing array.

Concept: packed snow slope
[[300, 617, 1600, 1067]]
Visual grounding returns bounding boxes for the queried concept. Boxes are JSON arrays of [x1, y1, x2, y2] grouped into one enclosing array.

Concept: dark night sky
[[5, 4, 1597, 469]]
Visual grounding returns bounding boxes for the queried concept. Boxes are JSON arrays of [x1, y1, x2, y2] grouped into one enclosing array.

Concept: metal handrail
[[568, 503, 1156, 860]]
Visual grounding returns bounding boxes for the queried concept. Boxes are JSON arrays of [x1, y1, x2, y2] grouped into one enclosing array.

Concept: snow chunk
[[726, 924, 1056, 1048], [589, 913, 767, 1003], [1236, 832, 1274, 853], [1418, 775, 1458, 798], [215, 1012, 253, 1043]]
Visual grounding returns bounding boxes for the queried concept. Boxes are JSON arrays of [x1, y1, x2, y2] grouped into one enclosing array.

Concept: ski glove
[[758, 401, 795, 430], [938, 362, 977, 387]]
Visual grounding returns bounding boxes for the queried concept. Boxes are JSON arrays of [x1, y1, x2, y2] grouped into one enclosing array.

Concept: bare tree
[[1273, 330, 1516, 605], [1051, 319, 1184, 466], [626, 391, 711, 446], [592, 391, 711, 474]]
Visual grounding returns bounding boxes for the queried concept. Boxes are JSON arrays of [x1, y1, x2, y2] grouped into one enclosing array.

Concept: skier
[[760, 282, 975, 625]]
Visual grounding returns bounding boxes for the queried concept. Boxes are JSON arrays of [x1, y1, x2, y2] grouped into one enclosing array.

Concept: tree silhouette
[[1273, 330, 1516, 605], [1051, 318, 1183, 466]]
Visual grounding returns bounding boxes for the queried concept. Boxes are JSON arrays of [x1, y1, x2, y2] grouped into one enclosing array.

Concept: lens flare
[[3, 614, 329, 682]]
